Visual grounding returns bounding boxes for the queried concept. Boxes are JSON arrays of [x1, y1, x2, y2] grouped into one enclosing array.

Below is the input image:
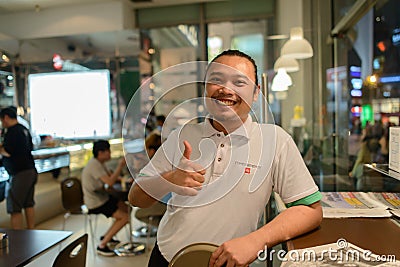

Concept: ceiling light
[[271, 68, 292, 92], [0, 52, 10, 63], [281, 27, 313, 59], [274, 54, 299, 73]]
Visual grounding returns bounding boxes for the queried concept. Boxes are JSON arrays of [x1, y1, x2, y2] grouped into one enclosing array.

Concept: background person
[[152, 115, 166, 135], [0, 106, 38, 229], [129, 50, 322, 267], [81, 140, 129, 256], [134, 133, 167, 235], [349, 136, 381, 190]]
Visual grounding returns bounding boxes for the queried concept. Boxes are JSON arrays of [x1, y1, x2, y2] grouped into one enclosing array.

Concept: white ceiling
[[0, 0, 221, 14], [0, 0, 222, 66]]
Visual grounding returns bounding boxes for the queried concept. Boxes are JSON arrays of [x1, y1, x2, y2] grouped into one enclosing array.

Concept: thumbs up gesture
[[165, 140, 206, 195]]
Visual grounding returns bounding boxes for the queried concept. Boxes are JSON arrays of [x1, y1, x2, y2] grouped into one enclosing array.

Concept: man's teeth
[[217, 99, 235, 106]]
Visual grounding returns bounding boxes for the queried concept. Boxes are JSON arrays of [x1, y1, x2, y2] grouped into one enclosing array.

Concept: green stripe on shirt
[[285, 191, 322, 208]]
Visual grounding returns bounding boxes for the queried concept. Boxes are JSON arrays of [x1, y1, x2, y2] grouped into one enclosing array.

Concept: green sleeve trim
[[285, 191, 322, 208]]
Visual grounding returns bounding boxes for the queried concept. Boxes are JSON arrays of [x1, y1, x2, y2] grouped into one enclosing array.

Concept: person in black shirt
[[0, 107, 38, 229]]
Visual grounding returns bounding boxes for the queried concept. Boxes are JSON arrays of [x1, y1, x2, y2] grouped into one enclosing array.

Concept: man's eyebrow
[[207, 71, 224, 76], [208, 71, 250, 80], [232, 74, 250, 80]]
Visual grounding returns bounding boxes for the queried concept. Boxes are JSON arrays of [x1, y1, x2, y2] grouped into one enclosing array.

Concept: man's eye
[[209, 77, 223, 84], [234, 80, 247, 86]]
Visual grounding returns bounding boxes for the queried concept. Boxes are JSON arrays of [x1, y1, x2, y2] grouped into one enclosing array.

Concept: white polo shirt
[[138, 116, 319, 261]]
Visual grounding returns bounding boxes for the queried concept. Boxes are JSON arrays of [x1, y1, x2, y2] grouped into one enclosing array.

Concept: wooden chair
[[168, 243, 220, 267], [60, 177, 97, 253], [52, 234, 88, 267]]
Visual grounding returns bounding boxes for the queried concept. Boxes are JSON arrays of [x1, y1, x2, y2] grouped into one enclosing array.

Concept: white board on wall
[[28, 70, 111, 139]]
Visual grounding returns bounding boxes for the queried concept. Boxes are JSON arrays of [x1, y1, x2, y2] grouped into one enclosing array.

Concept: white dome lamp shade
[[281, 27, 313, 59], [273, 54, 300, 73], [271, 68, 292, 92]]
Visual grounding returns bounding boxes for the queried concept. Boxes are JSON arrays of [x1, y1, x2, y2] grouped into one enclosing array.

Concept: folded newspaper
[[321, 192, 398, 218], [280, 240, 400, 266], [274, 192, 400, 218]]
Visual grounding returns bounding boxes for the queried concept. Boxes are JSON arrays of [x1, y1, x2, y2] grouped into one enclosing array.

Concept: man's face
[[98, 149, 111, 161], [0, 116, 8, 128], [205, 55, 259, 123]]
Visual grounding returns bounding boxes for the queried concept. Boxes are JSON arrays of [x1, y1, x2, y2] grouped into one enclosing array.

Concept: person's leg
[[25, 207, 35, 229], [8, 169, 37, 230], [7, 175, 24, 229], [99, 208, 129, 248], [10, 212, 23, 229], [24, 170, 37, 230]]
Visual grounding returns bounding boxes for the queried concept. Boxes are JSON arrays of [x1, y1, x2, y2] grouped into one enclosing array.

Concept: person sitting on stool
[[82, 140, 129, 256]]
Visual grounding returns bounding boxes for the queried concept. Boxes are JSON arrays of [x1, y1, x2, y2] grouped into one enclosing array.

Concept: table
[[287, 218, 400, 259], [0, 228, 72, 267], [104, 182, 146, 256]]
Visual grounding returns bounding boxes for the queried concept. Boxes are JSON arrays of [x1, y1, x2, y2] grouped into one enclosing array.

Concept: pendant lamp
[[274, 53, 300, 73], [281, 27, 313, 59], [271, 68, 292, 92]]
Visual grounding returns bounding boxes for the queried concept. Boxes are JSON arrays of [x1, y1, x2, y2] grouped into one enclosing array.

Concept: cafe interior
[[0, 0, 399, 266]]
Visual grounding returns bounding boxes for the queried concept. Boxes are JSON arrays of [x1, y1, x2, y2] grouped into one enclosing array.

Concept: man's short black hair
[[209, 49, 259, 87], [156, 115, 166, 122], [93, 139, 110, 158], [0, 106, 17, 119], [145, 133, 162, 151]]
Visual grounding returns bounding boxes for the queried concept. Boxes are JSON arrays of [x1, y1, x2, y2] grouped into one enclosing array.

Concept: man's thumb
[[183, 140, 192, 159]]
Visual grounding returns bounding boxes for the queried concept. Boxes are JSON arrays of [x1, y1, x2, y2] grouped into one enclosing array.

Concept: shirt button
[[217, 134, 221, 137], [217, 158, 222, 162], [220, 144, 224, 148]]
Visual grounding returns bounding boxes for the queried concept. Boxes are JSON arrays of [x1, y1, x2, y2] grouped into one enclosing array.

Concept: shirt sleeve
[[285, 191, 322, 207], [272, 127, 320, 204], [3, 128, 18, 155]]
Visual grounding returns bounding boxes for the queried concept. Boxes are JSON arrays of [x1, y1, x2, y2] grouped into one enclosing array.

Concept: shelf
[[364, 163, 400, 181]]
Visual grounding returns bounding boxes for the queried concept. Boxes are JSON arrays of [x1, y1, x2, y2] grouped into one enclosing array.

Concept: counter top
[[365, 163, 400, 181]]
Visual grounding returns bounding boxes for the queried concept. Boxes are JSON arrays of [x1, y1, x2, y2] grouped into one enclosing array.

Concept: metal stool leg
[[114, 202, 146, 256], [87, 214, 97, 256]]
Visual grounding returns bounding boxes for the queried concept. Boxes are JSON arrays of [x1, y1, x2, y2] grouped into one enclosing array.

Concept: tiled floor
[[23, 208, 281, 267]]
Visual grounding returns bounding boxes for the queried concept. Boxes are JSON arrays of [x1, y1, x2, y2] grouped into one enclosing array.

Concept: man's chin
[[210, 112, 241, 123]]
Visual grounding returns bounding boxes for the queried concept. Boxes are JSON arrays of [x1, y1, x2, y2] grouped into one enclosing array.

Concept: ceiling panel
[[0, 0, 223, 66]]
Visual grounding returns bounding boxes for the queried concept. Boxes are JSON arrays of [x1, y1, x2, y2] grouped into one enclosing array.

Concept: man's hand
[[118, 157, 126, 167], [164, 140, 206, 195], [209, 234, 263, 267], [0, 145, 10, 157]]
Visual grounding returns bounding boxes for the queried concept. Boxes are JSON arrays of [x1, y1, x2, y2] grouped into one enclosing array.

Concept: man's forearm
[[0, 146, 10, 157], [254, 202, 322, 249], [109, 164, 124, 183], [128, 183, 158, 208], [128, 171, 175, 208]]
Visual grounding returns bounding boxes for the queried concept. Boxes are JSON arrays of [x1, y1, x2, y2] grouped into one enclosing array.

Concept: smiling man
[[129, 49, 322, 267]]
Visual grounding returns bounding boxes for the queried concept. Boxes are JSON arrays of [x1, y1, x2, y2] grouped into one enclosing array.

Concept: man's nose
[[216, 82, 235, 94]]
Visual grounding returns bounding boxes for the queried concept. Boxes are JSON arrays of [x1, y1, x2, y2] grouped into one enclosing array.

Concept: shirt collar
[[201, 114, 253, 140]]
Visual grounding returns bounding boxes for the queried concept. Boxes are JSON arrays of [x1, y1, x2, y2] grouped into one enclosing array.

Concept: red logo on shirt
[[244, 167, 251, 174]]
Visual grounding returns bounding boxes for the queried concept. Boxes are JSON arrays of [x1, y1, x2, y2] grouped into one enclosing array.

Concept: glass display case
[[0, 71, 15, 109]]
